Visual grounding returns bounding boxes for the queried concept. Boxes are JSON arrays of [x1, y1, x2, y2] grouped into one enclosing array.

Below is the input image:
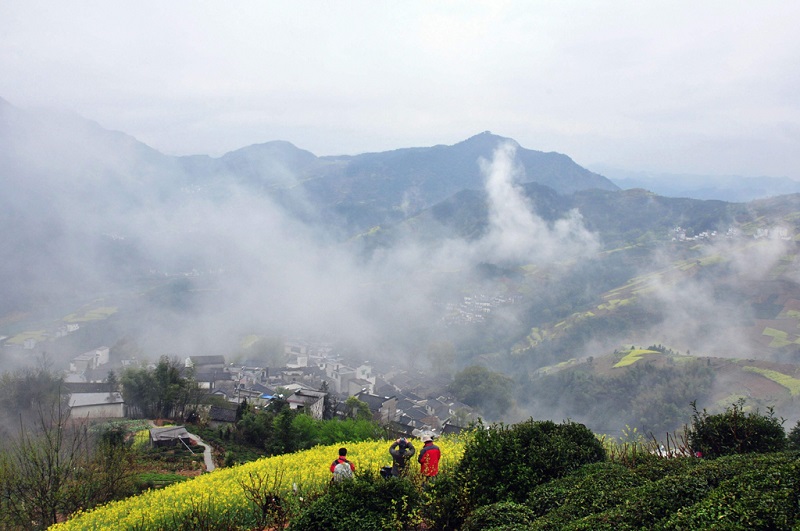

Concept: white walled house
[[69, 392, 125, 419], [322, 361, 357, 394], [287, 389, 326, 419], [69, 346, 110, 373]]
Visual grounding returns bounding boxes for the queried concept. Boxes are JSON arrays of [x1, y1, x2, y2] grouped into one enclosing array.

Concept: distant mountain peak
[[457, 131, 519, 150]]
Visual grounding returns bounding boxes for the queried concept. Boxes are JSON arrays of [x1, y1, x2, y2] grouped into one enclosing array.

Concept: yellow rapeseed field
[[49, 436, 466, 530]]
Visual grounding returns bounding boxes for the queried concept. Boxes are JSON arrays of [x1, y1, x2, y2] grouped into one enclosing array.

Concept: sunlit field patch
[[613, 349, 660, 368], [63, 306, 118, 322], [6, 330, 47, 345]]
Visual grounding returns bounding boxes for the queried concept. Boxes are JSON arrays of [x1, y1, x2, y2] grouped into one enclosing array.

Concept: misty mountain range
[[594, 165, 800, 203], [1, 96, 618, 312], [4, 96, 800, 432]]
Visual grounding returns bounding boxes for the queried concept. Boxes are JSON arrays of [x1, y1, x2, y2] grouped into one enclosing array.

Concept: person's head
[[339, 447, 347, 457], [421, 434, 433, 444], [398, 437, 407, 449]]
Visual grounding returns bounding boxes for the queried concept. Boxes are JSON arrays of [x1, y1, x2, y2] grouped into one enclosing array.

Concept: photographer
[[418, 434, 440, 480], [388, 437, 416, 477]]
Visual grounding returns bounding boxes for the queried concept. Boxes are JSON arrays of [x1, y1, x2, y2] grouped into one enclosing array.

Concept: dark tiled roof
[[209, 405, 237, 423], [189, 355, 226, 366], [150, 426, 191, 441], [251, 383, 276, 394], [403, 405, 430, 422], [63, 382, 115, 394], [442, 422, 466, 435], [195, 370, 230, 382], [355, 391, 394, 412]]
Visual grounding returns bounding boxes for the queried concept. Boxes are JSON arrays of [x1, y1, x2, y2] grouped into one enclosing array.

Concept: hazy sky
[[2, 1, 799, 177]]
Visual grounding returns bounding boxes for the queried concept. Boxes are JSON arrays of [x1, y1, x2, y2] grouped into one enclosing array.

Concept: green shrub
[[456, 418, 605, 507], [461, 501, 537, 531], [530, 454, 798, 530], [628, 450, 699, 480], [559, 473, 713, 530], [787, 419, 800, 451], [687, 399, 786, 458], [288, 472, 421, 531], [419, 472, 474, 531], [526, 461, 644, 526], [656, 453, 800, 530]]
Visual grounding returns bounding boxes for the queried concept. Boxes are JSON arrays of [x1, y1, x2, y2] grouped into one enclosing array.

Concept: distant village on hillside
[[57, 340, 477, 439]]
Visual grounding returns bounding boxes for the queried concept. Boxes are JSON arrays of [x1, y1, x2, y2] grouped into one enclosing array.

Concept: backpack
[[332, 459, 353, 481]]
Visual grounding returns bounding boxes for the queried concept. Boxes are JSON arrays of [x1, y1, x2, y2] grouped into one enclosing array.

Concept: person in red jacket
[[417, 434, 440, 479], [330, 447, 355, 481]]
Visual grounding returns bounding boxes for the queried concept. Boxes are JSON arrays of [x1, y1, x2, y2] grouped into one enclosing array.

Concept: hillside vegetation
[[49, 437, 466, 530], [46, 406, 800, 530]]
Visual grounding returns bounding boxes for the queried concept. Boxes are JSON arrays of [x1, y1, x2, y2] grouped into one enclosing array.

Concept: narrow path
[[147, 420, 216, 472], [186, 431, 216, 472]]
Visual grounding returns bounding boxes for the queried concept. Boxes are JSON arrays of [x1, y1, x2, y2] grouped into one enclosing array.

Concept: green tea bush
[[461, 501, 537, 531], [688, 399, 786, 458], [787, 419, 800, 451], [419, 472, 473, 531], [526, 461, 644, 524], [561, 473, 713, 530], [656, 453, 800, 530], [456, 419, 605, 507], [628, 450, 698, 480], [545, 453, 792, 530], [288, 472, 421, 531]]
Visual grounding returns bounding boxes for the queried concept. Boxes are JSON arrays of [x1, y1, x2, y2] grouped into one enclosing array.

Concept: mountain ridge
[[5, 98, 800, 432]]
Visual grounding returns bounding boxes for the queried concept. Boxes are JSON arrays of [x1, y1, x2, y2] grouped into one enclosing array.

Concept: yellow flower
[[49, 436, 467, 530]]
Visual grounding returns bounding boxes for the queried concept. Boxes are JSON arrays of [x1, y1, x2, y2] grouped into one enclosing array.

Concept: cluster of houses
[[671, 224, 793, 242], [63, 340, 476, 439], [64, 346, 126, 419], [443, 292, 523, 326], [0, 323, 80, 351]]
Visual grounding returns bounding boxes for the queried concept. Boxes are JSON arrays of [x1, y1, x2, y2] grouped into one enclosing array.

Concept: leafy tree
[[238, 409, 274, 448], [236, 398, 250, 422], [120, 363, 158, 418], [269, 409, 300, 455], [344, 396, 372, 421], [449, 365, 512, 419], [153, 355, 187, 419], [289, 415, 385, 450], [688, 399, 786, 458], [120, 356, 199, 421]]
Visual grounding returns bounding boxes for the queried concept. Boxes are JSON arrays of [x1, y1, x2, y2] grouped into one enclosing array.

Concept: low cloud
[[479, 142, 599, 265]]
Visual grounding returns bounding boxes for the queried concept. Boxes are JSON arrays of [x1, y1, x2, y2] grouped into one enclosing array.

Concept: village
[[60, 340, 477, 443]]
